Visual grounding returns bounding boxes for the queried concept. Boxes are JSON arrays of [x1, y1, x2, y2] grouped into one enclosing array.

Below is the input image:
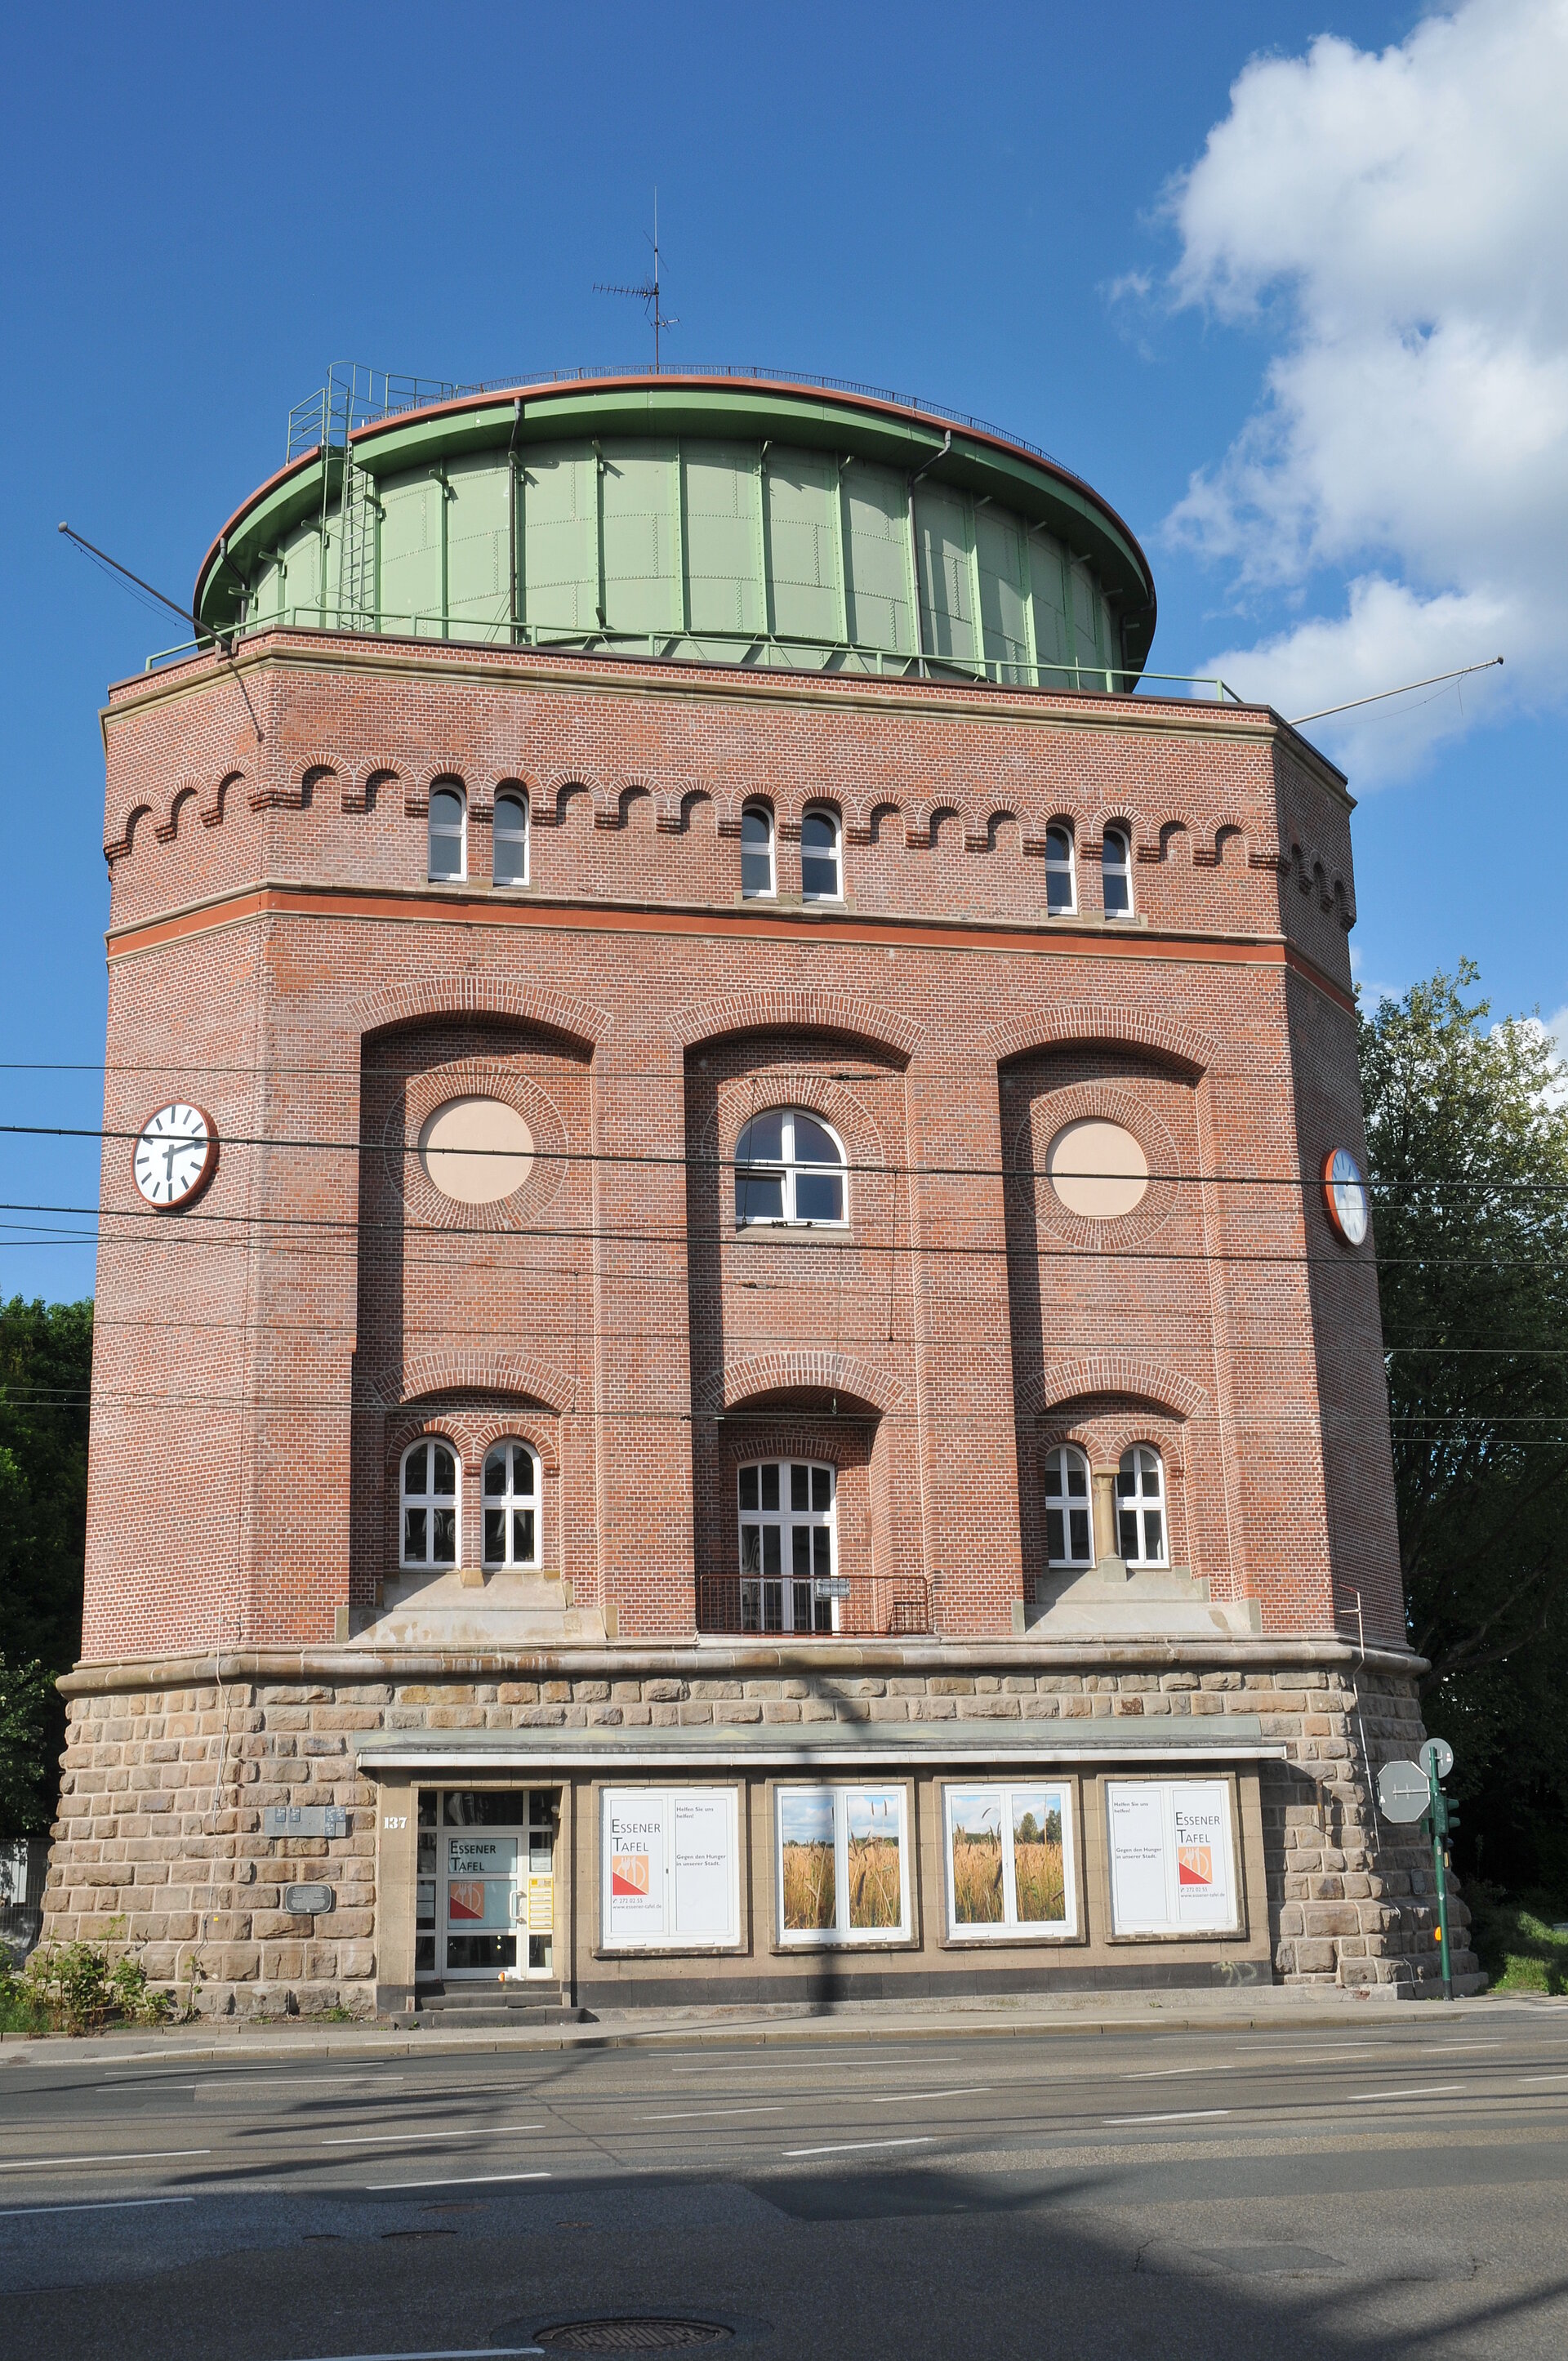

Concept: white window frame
[[1044, 824, 1076, 914], [733, 1107, 848, 1229], [493, 791, 529, 887], [942, 1781, 1078, 1940], [1101, 825, 1134, 917], [482, 1438, 541, 1569], [1116, 1446, 1169, 1567], [429, 785, 466, 881], [740, 803, 776, 899], [800, 805, 843, 902], [775, 1784, 911, 1948], [401, 1436, 461, 1569], [1044, 1444, 1094, 1567], [737, 1459, 839, 1633]]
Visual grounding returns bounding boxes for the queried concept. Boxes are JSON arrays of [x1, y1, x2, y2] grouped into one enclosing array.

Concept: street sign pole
[[1428, 1755, 1454, 2003]]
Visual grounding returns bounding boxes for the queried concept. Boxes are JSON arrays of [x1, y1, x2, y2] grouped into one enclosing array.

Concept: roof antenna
[[595, 189, 679, 372]]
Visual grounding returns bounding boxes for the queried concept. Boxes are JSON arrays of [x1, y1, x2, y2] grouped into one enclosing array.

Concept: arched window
[[483, 1440, 539, 1567], [738, 1459, 836, 1633], [1045, 825, 1076, 915], [1117, 1446, 1167, 1566], [1102, 826, 1133, 916], [1043, 1445, 1093, 1566], [402, 1437, 459, 1568], [741, 804, 776, 899], [801, 808, 842, 902], [429, 786, 466, 881], [734, 1108, 846, 1227], [493, 791, 528, 886]]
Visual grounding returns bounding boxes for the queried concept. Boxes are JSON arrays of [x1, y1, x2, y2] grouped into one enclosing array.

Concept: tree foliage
[[0, 1298, 92, 1831], [1361, 968, 1568, 1886]]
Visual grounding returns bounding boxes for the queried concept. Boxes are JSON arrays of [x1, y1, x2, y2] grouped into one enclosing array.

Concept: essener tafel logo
[[1177, 1844, 1214, 1888], [448, 1879, 485, 1921], [612, 1852, 651, 1898]]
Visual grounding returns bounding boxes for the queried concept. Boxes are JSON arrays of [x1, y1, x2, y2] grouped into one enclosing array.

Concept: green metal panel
[[1070, 558, 1102, 677], [1028, 531, 1071, 677], [445, 452, 512, 644], [378, 474, 443, 636], [279, 514, 324, 624], [521, 443, 599, 639], [765, 446, 841, 644], [975, 506, 1031, 674], [248, 550, 283, 626], [843, 463, 914, 655], [600, 440, 679, 636], [683, 442, 764, 635], [913, 483, 978, 666]]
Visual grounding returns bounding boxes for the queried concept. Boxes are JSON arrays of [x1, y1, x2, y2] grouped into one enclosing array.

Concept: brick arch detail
[[154, 781, 200, 844], [202, 768, 245, 828], [700, 1349, 904, 1416], [350, 977, 604, 1054], [369, 1348, 575, 1427], [1020, 1356, 1208, 1422], [343, 761, 402, 816], [670, 988, 920, 1061], [989, 1004, 1215, 1076]]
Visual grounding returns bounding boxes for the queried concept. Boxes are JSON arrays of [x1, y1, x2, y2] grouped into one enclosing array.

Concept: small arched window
[[429, 786, 466, 881], [483, 1440, 539, 1567], [734, 1108, 846, 1227], [493, 791, 528, 886], [402, 1437, 459, 1568], [1102, 826, 1133, 917], [1045, 825, 1076, 915], [741, 804, 776, 899], [1043, 1445, 1093, 1566], [801, 808, 842, 902], [1117, 1446, 1167, 1566]]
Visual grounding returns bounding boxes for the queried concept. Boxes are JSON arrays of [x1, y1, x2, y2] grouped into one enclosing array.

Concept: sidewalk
[[3, 1982, 1547, 2068]]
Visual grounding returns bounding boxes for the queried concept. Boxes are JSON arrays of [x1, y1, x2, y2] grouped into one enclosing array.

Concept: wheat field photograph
[[845, 1789, 903, 1931], [779, 1789, 836, 1931], [948, 1787, 1067, 1927]]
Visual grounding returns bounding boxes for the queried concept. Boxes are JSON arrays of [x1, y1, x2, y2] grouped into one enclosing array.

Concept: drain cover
[[534, 2323, 732, 2353]]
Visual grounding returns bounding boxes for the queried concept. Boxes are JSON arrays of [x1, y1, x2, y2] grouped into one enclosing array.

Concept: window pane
[[1067, 1459, 1087, 1498], [847, 1789, 902, 1929], [737, 1169, 785, 1221], [1012, 1789, 1066, 1924], [794, 1171, 843, 1223], [741, 850, 773, 896], [802, 811, 835, 849], [432, 1446, 457, 1495], [739, 1111, 786, 1162], [950, 1789, 1005, 1924], [780, 1790, 836, 1930], [813, 1592, 833, 1633], [1143, 1509, 1164, 1561], [484, 1508, 506, 1561], [514, 1509, 535, 1563], [404, 1507, 427, 1561], [739, 1466, 759, 1511], [1139, 1450, 1159, 1495], [1116, 1465, 1135, 1498], [813, 1526, 831, 1577], [433, 1508, 457, 1563], [514, 1446, 534, 1494], [741, 808, 772, 847], [791, 1581, 813, 1630], [1069, 1507, 1091, 1560], [1044, 1459, 1062, 1498], [742, 1583, 761, 1633], [741, 1524, 762, 1575], [1045, 1508, 1065, 1561], [801, 855, 839, 899], [1046, 871, 1074, 913], [763, 1526, 782, 1577], [760, 1464, 780, 1512], [494, 834, 526, 885], [792, 1526, 812, 1578], [1103, 870, 1130, 915], [406, 1443, 428, 1495], [1119, 1508, 1138, 1560], [430, 790, 463, 827], [484, 1452, 506, 1496], [1045, 827, 1070, 863], [792, 1114, 839, 1164], [811, 1465, 831, 1512], [763, 1580, 783, 1632], [791, 1463, 809, 1512]]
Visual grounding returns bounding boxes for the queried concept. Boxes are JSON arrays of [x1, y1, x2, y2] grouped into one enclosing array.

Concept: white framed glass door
[[416, 1789, 556, 1981]]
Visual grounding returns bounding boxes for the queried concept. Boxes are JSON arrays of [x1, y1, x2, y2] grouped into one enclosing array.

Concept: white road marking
[[0, 2147, 212, 2172], [364, 2171, 552, 2191], [1103, 2110, 1232, 2126], [867, 2087, 991, 2104], [636, 2105, 786, 2122], [0, 2196, 196, 2221], [321, 2123, 545, 2146], [1119, 2065, 1237, 2081], [781, 2136, 934, 2158], [1342, 2084, 1467, 2102], [1521, 2074, 1568, 2085], [291, 2349, 543, 2359]]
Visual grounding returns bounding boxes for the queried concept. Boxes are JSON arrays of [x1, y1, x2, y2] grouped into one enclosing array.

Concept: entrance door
[[416, 1789, 556, 1982]]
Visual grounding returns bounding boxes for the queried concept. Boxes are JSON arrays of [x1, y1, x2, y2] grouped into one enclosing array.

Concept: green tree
[[0, 1299, 92, 1832], [1361, 969, 1568, 1887]]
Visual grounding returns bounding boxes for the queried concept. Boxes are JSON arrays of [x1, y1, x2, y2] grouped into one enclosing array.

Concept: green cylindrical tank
[[195, 372, 1156, 691]]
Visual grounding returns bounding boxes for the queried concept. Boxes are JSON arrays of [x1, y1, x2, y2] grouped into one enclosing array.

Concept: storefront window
[[775, 1784, 910, 1945], [943, 1783, 1076, 1938]]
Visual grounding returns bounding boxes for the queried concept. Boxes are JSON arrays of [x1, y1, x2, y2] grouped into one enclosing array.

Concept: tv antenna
[[595, 191, 678, 372]]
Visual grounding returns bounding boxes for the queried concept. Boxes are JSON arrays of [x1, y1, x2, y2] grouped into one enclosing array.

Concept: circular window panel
[[417, 1096, 534, 1203], [1045, 1118, 1149, 1219]]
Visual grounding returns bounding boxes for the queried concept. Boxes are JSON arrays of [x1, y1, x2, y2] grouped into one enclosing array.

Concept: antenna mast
[[594, 191, 679, 372]]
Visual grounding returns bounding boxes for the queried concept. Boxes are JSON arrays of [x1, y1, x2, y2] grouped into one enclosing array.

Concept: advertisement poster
[[445, 1838, 516, 1930], [601, 1789, 740, 1949], [777, 1786, 910, 1946], [1106, 1780, 1237, 1936], [945, 1784, 1074, 1937]]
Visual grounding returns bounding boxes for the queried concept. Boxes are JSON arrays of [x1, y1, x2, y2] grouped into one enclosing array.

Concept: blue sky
[[2, 0, 1561, 1303]]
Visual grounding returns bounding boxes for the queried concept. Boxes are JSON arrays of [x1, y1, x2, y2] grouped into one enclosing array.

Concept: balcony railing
[[696, 1575, 932, 1639]]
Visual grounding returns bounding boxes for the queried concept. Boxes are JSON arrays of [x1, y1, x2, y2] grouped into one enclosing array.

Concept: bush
[[1465, 1882, 1568, 1997], [7, 1934, 172, 2035]]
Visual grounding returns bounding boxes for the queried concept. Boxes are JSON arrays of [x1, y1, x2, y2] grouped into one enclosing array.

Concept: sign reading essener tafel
[[601, 1788, 741, 1950], [1105, 1780, 1239, 1936]]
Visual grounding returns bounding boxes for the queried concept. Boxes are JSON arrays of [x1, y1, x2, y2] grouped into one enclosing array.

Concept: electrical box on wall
[[264, 1806, 349, 1838]]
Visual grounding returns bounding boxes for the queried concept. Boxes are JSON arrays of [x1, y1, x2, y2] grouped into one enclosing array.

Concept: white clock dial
[[1322, 1146, 1369, 1246], [133, 1103, 217, 1210]]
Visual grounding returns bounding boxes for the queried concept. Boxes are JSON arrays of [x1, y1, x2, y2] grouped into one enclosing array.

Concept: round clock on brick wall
[[132, 1103, 218, 1209], [1322, 1146, 1369, 1245]]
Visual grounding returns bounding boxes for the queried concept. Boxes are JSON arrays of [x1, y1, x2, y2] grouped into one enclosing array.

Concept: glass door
[[416, 1789, 556, 1982]]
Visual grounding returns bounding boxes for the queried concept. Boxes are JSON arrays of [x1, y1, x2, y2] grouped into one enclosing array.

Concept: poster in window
[[1106, 1780, 1237, 1936], [944, 1783, 1076, 1938], [776, 1785, 911, 1946], [600, 1789, 740, 1950]]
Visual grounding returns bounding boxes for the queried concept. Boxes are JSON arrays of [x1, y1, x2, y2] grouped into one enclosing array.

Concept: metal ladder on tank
[[287, 365, 457, 632]]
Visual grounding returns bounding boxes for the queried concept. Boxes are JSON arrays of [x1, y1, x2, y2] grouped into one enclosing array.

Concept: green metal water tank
[[195, 372, 1156, 692]]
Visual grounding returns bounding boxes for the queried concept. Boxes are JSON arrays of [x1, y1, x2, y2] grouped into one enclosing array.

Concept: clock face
[[1322, 1146, 1369, 1246], [133, 1103, 218, 1209]]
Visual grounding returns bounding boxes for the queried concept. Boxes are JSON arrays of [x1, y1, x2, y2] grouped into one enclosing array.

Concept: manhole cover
[[534, 2323, 733, 2352]]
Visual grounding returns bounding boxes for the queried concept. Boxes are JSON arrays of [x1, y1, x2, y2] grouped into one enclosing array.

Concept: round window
[[417, 1097, 533, 1203], [1045, 1118, 1149, 1219]]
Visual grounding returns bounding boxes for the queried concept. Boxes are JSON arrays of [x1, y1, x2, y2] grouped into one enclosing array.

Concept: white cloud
[[1160, 0, 1568, 783]]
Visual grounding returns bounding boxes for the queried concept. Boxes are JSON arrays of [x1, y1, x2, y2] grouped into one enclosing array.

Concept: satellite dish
[[1419, 1736, 1454, 1781], [1377, 1759, 1431, 1824]]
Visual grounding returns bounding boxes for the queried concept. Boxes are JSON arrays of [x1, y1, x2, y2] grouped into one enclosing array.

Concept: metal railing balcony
[[696, 1574, 933, 1640]]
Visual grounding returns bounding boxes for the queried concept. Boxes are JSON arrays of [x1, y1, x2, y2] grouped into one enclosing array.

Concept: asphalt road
[[4, 2010, 1568, 2359]]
